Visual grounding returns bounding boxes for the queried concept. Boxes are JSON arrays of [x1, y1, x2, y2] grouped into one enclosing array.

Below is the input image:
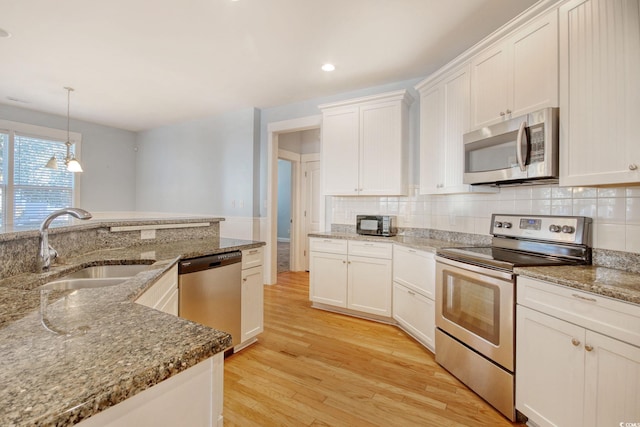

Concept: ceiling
[[0, 0, 538, 131]]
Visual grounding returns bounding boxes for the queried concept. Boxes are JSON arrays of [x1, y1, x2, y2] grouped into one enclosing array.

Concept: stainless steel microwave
[[463, 107, 559, 186], [356, 215, 397, 237]]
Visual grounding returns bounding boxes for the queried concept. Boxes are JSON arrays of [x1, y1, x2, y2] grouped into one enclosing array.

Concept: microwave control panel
[[529, 124, 545, 163]]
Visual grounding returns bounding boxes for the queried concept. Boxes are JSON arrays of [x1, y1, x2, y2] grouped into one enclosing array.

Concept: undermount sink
[[38, 264, 151, 291], [58, 264, 150, 280], [38, 278, 129, 291]]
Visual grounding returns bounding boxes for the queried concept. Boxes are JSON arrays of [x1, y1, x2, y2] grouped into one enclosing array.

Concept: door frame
[[301, 154, 320, 271], [266, 115, 323, 285]]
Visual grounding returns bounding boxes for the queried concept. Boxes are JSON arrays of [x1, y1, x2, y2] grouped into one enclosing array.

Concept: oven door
[[435, 256, 515, 371]]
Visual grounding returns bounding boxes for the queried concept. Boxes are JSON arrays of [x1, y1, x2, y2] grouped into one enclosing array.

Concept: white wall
[[0, 104, 137, 212], [134, 108, 260, 217]]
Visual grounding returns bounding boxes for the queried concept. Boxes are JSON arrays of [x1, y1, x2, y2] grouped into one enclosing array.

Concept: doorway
[[266, 115, 323, 284]]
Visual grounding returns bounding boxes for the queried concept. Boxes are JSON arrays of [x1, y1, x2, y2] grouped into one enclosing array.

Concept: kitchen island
[[0, 218, 264, 426]]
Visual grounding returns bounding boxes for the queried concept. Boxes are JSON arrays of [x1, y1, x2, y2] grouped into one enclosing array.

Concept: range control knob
[[561, 225, 575, 234], [503, 222, 512, 229], [549, 224, 561, 233], [494, 221, 503, 228]]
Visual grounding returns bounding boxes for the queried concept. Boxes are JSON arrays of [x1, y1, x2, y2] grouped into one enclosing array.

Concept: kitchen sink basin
[[58, 264, 150, 279], [38, 278, 128, 291], [37, 264, 150, 291]]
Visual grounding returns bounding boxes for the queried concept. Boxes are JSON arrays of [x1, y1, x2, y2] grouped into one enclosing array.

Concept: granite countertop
[[311, 231, 640, 306], [0, 236, 264, 426], [515, 265, 640, 306], [308, 231, 465, 253]]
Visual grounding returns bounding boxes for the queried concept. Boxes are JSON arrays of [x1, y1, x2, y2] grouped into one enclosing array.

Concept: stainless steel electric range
[[435, 214, 593, 421]]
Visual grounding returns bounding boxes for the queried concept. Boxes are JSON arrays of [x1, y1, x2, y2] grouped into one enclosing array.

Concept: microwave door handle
[[516, 121, 528, 172]]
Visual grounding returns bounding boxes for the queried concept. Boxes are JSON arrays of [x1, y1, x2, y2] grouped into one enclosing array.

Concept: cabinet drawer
[[348, 240, 392, 259], [393, 282, 435, 351], [309, 238, 348, 255], [241, 247, 263, 269], [517, 276, 640, 347], [392, 245, 435, 298]]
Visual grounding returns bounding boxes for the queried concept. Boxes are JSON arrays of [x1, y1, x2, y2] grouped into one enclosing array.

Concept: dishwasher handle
[[178, 251, 242, 274]]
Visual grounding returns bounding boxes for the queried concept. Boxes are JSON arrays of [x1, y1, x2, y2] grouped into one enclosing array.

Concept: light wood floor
[[224, 272, 524, 426]]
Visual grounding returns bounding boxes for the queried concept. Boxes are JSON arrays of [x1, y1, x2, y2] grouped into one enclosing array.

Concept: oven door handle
[[436, 256, 514, 281]]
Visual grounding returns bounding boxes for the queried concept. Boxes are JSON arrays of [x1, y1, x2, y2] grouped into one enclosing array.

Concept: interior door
[[303, 159, 321, 271]]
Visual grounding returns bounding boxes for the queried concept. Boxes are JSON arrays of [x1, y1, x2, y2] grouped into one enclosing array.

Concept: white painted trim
[[301, 153, 320, 162], [267, 115, 322, 285], [278, 149, 301, 162]]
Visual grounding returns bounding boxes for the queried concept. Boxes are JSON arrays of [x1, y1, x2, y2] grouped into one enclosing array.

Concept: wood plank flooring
[[224, 272, 524, 426]]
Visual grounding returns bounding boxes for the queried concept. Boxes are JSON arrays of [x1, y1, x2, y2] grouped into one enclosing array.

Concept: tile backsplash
[[330, 184, 640, 254]]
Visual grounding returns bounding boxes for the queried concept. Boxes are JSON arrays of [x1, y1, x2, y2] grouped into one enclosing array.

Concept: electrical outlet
[[141, 229, 156, 240]]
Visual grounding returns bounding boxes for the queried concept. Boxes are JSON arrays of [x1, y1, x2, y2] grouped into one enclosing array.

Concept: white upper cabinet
[[320, 90, 413, 196], [470, 9, 559, 129], [417, 64, 497, 194], [559, 0, 640, 186]]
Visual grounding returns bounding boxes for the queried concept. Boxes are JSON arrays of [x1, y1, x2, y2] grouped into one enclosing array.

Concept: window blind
[[12, 134, 74, 227]]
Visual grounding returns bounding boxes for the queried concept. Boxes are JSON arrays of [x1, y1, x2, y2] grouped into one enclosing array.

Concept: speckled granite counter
[[515, 265, 640, 306], [311, 231, 640, 307], [308, 231, 466, 253], [0, 236, 264, 426]]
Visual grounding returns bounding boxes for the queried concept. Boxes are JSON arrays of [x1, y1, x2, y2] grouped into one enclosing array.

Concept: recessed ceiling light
[[0, 28, 11, 38], [321, 63, 336, 72]]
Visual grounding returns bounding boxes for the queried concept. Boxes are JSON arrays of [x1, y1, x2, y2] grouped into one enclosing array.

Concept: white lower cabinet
[[236, 247, 264, 351], [392, 283, 435, 351], [516, 277, 640, 427], [392, 245, 436, 351], [309, 238, 392, 318], [135, 265, 179, 316], [78, 353, 224, 427]]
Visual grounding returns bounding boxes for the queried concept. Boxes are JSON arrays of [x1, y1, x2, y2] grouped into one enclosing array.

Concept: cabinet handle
[[248, 249, 258, 254], [571, 338, 581, 347], [408, 290, 415, 296], [354, 188, 358, 192], [506, 109, 512, 115], [500, 111, 505, 117], [342, 260, 346, 264], [243, 277, 247, 282], [408, 249, 416, 253], [572, 293, 597, 303], [585, 345, 594, 352], [630, 164, 638, 171]]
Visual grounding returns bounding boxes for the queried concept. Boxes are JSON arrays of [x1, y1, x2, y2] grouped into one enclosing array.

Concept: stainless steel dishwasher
[[178, 251, 242, 347]]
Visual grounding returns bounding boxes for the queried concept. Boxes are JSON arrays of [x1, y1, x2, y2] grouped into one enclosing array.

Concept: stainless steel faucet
[[37, 208, 92, 272]]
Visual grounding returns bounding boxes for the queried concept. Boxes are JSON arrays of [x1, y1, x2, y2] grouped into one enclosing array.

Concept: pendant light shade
[[44, 87, 83, 172]]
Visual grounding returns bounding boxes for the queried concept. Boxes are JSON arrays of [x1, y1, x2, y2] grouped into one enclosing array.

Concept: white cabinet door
[[510, 9, 558, 117], [320, 90, 411, 196], [516, 305, 585, 427], [392, 283, 435, 351], [321, 106, 360, 195], [471, 43, 510, 128], [135, 265, 178, 315], [584, 330, 640, 427], [309, 251, 348, 307], [418, 64, 497, 195], [392, 245, 435, 299], [559, 0, 640, 186], [347, 254, 392, 316], [471, 9, 558, 129], [241, 265, 264, 343], [359, 101, 405, 196], [418, 84, 444, 194]]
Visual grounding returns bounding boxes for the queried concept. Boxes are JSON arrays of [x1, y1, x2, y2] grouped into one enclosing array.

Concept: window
[[0, 120, 81, 230]]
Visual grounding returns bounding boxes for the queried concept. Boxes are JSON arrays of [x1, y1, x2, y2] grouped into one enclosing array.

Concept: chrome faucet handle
[[48, 245, 58, 262]]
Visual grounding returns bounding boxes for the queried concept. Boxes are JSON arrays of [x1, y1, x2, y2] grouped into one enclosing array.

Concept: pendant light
[[45, 86, 83, 172]]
